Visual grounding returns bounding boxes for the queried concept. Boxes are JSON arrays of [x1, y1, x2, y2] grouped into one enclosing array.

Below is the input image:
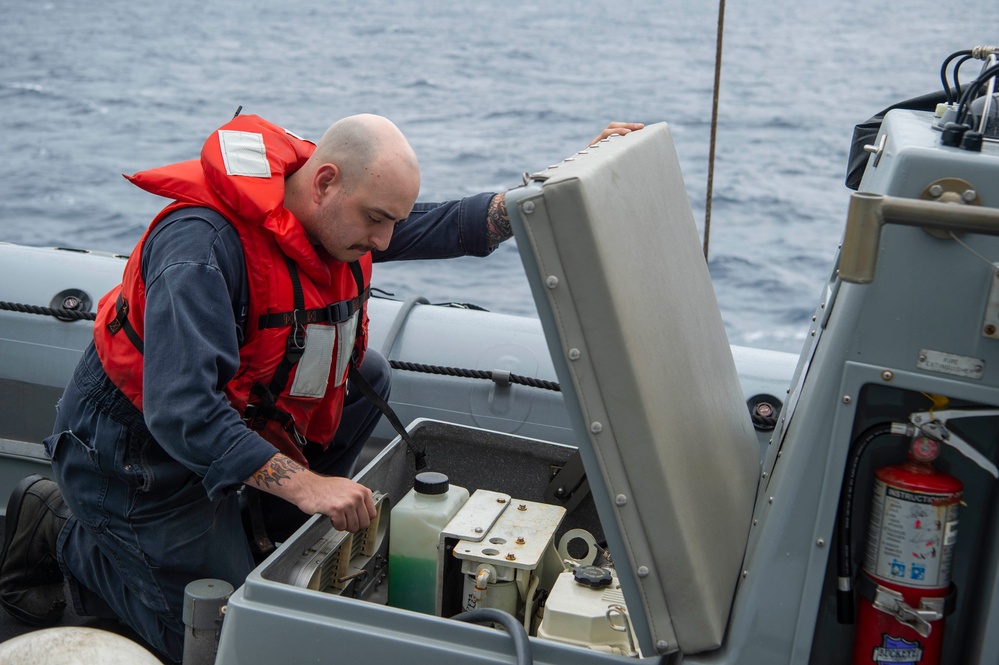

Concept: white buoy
[[0, 626, 161, 664]]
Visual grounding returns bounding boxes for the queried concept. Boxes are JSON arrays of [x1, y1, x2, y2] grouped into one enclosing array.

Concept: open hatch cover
[[507, 123, 759, 656]]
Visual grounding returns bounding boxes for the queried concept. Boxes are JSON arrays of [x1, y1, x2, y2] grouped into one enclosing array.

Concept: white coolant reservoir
[[537, 566, 639, 657], [388, 472, 469, 614]]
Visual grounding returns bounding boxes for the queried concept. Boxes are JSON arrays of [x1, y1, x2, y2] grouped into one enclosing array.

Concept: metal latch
[[871, 585, 944, 638]]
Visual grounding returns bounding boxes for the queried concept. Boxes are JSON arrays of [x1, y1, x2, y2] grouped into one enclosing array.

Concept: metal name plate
[[981, 263, 999, 339], [917, 349, 985, 379]]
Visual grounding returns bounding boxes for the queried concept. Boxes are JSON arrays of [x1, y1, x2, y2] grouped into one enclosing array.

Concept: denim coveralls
[[45, 193, 496, 661]]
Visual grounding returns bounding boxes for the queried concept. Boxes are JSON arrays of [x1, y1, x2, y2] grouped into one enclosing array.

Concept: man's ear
[[313, 163, 341, 204]]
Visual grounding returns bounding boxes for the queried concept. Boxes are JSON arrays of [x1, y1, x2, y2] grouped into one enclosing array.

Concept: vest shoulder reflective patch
[[218, 130, 272, 178], [332, 316, 358, 389], [289, 324, 337, 398]]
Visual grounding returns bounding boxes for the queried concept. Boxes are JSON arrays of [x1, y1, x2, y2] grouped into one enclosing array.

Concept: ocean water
[[1, 0, 994, 353]]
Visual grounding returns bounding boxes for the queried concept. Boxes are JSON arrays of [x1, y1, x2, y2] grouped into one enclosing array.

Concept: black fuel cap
[[572, 565, 614, 588], [414, 471, 450, 495]]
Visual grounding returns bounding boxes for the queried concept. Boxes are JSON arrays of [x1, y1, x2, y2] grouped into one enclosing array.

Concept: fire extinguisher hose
[[835, 422, 910, 624]]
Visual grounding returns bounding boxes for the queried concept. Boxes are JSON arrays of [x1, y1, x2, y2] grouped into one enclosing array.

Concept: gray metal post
[[182, 578, 234, 665]]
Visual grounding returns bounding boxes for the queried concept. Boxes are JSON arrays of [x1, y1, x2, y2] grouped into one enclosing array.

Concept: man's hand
[[588, 122, 645, 146], [247, 453, 377, 532], [485, 121, 647, 248]]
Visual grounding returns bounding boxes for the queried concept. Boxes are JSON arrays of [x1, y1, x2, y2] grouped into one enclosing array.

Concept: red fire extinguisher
[[851, 435, 959, 665]]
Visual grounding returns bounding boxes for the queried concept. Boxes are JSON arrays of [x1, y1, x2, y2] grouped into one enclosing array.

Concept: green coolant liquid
[[387, 555, 439, 615], [387, 473, 469, 615]]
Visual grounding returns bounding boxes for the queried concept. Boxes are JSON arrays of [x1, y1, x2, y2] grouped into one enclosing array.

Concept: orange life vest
[[93, 114, 371, 466]]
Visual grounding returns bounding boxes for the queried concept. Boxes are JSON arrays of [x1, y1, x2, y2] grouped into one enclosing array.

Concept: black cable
[[834, 422, 907, 624], [952, 54, 975, 102], [941, 49, 973, 103], [453, 608, 533, 665], [429, 301, 489, 311], [957, 62, 999, 126]]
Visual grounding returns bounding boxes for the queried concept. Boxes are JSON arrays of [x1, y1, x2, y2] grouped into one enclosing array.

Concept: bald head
[[311, 114, 419, 192], [286, 114, 422, 262]]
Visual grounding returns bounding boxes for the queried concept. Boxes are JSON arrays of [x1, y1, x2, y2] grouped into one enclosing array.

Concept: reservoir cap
[[573, 566, 614, 588], [414, 471, 450, 495]]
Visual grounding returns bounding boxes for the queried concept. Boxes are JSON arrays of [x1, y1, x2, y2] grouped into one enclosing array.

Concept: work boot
[[0, 475, 71, 625]]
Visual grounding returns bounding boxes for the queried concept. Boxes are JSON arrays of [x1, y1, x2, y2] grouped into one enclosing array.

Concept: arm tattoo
[[486, 193, 512, 247], [251, 455, 305, 489]]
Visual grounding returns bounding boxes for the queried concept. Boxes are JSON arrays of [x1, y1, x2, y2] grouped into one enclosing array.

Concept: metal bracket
[[839, 192, 999, 283], [871, 585, 943, 638], [544, 450, 591, 512]]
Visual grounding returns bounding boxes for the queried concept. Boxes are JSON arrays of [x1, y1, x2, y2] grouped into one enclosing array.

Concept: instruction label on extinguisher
[[864, 479, 959, 588]]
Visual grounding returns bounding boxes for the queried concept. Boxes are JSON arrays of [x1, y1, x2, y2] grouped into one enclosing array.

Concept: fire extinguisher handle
[[916, 420, 999, 478]]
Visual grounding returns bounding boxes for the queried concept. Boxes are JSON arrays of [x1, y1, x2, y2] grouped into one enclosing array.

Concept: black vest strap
[[347, 364, 427, 471], [244, 259, 368, 441], [106, 294, 145, 355], [257, 262, 370, 330], [263, 257, 308, 399], [243, 485, 275, 558], [348, 261, 365, 301]]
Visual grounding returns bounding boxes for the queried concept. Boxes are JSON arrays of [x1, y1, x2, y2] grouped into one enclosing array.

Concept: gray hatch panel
[[506, 123, 759, 655]]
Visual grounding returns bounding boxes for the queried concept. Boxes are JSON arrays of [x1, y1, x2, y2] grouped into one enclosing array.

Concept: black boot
[[0, 475, 71, 625]]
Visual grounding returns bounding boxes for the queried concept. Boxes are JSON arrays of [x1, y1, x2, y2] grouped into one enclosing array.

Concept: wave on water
[[1, 0, 995, 353]]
